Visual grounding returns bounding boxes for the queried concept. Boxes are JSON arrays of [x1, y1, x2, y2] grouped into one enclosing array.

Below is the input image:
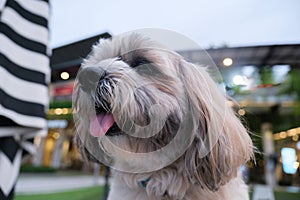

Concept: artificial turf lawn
[[249, 190, 300, 200], [15, 186, 104, 200], [16, 186, 300, 200], [273, 190, 300, 200]]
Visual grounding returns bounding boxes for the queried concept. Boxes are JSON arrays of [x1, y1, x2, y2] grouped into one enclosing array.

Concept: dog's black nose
[[78, 66, 105, 92]]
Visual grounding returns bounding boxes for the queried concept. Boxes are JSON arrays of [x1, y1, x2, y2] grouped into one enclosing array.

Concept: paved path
[[16, 173, 107, 194]]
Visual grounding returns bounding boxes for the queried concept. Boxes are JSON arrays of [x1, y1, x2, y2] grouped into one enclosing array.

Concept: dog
[[73, 33, 253, 200]]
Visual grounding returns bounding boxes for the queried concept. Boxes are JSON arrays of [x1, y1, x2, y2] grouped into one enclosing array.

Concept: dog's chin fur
[[73, 33, 254, 200]]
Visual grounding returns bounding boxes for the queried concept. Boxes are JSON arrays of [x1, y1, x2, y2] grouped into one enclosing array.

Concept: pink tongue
[[89, 113, 115, 137]]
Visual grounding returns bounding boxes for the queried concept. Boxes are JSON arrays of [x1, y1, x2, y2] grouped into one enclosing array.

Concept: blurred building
[[34, 33, 300, 185], [180, 45, 300, 186]]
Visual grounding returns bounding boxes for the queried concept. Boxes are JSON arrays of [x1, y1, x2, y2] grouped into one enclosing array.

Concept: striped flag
[[0, 0, 50, 199]]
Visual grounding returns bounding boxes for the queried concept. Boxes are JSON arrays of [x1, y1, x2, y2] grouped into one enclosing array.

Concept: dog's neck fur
[[108, 167, 249, 200], [108, 157, 247, 200]]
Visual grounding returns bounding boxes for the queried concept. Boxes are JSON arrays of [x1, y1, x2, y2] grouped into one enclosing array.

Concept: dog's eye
[[131, 57, 150, 68]]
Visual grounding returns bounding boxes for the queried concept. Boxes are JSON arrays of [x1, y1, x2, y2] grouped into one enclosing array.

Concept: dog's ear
[[178, 60, 253, 191]]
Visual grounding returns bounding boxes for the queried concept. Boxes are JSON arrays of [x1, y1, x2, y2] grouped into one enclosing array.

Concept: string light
[[60, 72, 70, 80], [223, 57, 233, 67]]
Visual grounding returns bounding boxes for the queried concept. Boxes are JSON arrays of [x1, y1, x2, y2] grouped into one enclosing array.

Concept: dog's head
[[73, 33, 253, 191]]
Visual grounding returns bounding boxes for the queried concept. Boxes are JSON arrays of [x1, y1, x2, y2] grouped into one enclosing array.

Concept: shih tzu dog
[[73, 33, 253, 200]]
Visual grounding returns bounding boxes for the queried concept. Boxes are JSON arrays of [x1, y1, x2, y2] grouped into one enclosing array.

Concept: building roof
[[51, 32, 111, 70], [50, 34, 300, 83], [51, 33, 300, 70], [179, 44, 300, 67]]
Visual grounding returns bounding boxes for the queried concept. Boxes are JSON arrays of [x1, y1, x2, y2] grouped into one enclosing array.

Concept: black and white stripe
[[0, 0, 50, 129], [0, 0, 50, 199], [0, 137, 22, 199]]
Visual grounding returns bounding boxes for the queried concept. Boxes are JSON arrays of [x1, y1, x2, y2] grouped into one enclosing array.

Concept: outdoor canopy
[[0, 0, 50, 130], [0, 0, 50, 199]]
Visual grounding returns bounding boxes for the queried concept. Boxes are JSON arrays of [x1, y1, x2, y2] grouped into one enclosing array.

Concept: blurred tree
[[283, 68, 300, 115], [259, 66, 275, 85]]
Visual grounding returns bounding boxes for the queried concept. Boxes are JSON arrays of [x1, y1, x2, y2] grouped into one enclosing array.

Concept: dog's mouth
[[89, 106, 122, 137]]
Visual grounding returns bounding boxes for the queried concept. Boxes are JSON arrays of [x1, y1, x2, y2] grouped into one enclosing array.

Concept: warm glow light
[[62, 108, 69, 114], [54, 108, 63, 115], [287, 128, 297, 136], [273, 133, 281, 140], [48, 109, 55, 115], [279, 131, 287, 139], [238, 108, 246, 116], [60, 72, 70, 80], [223, 57, 233, 67], [49, 108, 71, 115], [53, 132, 60, 139], [292, 135, 299, 142], [274, 127, 300, 140]]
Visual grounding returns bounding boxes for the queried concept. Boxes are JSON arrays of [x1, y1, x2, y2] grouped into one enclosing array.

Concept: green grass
[[249, 190, 300, 200], [16, 186, 300, 200], [15, 186, 104, 200], [20, 165, 57, 173], [274, 190, 300, 200]]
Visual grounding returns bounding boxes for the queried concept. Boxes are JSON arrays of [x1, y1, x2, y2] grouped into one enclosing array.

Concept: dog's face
[[73, 33, 253, 191]]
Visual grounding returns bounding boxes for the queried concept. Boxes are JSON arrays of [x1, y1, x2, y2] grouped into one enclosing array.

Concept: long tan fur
[[73, 33, 253, 200]]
